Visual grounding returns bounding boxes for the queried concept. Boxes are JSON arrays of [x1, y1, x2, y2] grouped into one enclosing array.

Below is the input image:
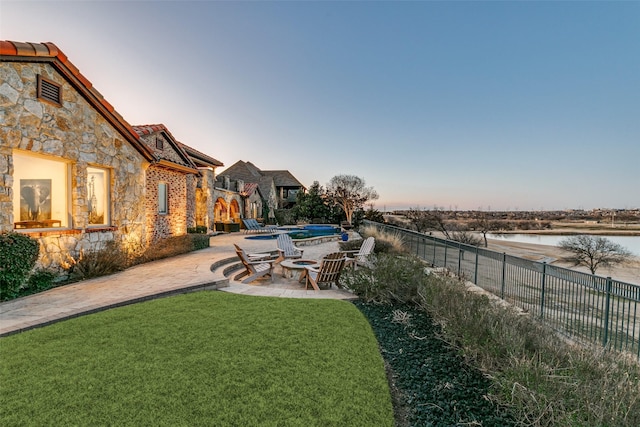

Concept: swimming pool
[[244, 225, 341, 240]]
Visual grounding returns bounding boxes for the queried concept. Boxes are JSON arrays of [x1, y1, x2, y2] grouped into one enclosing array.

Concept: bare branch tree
[[405, 208, 454, 239], [469, 214, 503, 247], [559, 235, 633, 275], [325, 175, 378, 225]]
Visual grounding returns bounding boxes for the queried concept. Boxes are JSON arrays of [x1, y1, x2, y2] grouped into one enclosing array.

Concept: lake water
[[487, 234, 640, 257]]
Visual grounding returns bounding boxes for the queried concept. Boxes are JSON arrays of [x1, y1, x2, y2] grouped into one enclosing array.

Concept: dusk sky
[[2, 1, 638, 211]]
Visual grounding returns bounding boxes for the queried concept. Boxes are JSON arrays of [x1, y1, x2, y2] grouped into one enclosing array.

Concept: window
[[156, 137, 164, 150], [13, 151, 69, 229], [158, 183, 168, 214], [87, 167, 110, 226], [37, 74, 62, 105]]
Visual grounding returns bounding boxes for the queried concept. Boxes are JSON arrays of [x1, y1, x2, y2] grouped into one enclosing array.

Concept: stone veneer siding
[[0, 61, 148, 271], [195, 169, 215, 230], [145, 166, 188, 242]]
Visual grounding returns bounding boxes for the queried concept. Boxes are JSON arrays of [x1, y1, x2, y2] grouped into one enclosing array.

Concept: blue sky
[[2, 1, 639, 211]]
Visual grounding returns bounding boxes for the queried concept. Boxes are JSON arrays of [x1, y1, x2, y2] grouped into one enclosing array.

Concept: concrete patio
[[0, 231, 357, 337]]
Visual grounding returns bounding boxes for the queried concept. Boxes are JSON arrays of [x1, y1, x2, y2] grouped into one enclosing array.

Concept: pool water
[[245, 225, 340, 240]]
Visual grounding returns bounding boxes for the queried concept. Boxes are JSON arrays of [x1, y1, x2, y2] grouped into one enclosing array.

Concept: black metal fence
[[364, 221, 640, 359]]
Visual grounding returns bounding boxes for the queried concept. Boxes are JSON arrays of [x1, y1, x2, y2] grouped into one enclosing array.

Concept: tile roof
[[1, 41, 155, 162], [240, 182, 260, 197]]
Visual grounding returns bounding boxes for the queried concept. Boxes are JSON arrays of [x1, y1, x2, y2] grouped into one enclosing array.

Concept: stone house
[[218, 160, 305, 221], [0, 41, 158, 269], [0, 41, 223, 271]]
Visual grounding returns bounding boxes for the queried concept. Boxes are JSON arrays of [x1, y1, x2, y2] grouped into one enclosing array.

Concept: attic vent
[[37, 75, 62, 105], [156, 137, 164, 150]]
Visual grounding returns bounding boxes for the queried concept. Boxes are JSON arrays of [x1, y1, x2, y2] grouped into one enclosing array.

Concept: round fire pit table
[[280, 259, 320, 280]]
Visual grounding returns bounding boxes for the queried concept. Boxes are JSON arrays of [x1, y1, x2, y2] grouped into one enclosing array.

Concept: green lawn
[[0, 292, 393, 426]]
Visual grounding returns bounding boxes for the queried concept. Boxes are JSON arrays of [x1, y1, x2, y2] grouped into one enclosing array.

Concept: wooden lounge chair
[[276, 233, 304, 263], [341, 236, 375, 269], [299, 252, 347, 291], [234, 244, 275, 283]]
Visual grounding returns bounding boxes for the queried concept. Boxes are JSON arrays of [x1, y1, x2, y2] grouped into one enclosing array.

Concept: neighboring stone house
[[219, 160, 305, 221], [0, 41, 155, 270], [179, 142, 223, 231], [261, 169, 306, 209], [132, 124, 199, 242]]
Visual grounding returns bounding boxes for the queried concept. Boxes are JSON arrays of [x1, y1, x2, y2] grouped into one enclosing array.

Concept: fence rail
[[365, 221, 640, 359]]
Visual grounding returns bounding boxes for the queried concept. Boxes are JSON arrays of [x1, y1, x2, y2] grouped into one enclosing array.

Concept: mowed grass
[[0, 292, 393, 426]]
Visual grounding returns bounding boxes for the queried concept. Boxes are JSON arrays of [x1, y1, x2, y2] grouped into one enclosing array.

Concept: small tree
[[559, 235, 633, 275], [405, 208, 454, 239], [469, 214, 503, 247], [326, 175, 378, 225]]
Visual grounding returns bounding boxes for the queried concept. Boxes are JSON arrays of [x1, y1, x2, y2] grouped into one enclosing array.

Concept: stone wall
[[0, 61, 148, 271], [195, 168, 216, 231]]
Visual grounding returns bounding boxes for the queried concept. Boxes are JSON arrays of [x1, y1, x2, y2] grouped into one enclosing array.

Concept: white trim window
[[158, 182, 168, 214], [87, 166, 110, 226], [12, 151, 69, 229]]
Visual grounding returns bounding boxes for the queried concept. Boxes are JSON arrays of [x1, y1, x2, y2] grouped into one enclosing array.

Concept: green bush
[[24, 269, 57, 295], [187, 225, 208, 234], [136, 234, 209, 264], [190, 234, 210, 250], [341, 254, 428, 304], [0, 232, 39, 300]]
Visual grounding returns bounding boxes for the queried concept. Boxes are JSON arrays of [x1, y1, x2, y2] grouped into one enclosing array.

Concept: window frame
[[12, 150, 71, 230], [86, 166, 111, 227], [158, 182, 168, 215]]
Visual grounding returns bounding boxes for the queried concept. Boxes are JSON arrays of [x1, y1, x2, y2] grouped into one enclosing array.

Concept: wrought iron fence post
[[500, 252, 506, 299], [443, 240, 448, 268], [474, 246, 479, 284], [602, 276, 613, 348], [432, 236, 436, 266], [540, 262, 547, 318]]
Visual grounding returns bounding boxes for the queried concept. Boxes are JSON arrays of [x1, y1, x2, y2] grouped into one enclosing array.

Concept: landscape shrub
[[358, 224, 406, 254], [0, 232, 39, 300], [414, 269, 640, 426], [187, 225, 208, 234], [341, 254, 428, 304], [136, 234, 209, 264], [274, 209, 295, 225], [63, 240, 129, 281], [24, 269, 57, 295]]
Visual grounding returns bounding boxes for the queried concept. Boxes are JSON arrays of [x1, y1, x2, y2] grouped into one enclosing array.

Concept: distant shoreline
[[496, 229, 640, 236]]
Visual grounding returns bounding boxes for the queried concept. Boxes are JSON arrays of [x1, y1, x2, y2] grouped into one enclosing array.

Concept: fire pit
[[280, 259, 320, 280]]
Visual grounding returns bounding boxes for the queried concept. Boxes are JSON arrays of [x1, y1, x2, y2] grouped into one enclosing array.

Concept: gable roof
[[240, 182, 261, 198], [132, 124, 198, 174], [261, 170, 305, 188], [179, 142, 224, 168], [0, 41, 155, 162], [221, 160, 305, 189]]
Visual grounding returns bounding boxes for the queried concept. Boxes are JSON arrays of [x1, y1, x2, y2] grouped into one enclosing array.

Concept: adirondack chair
[[275, 233, 304, 263], [299, 252, 347, 291], [342, 236, 375, 269], [234, 244, 275, 283]]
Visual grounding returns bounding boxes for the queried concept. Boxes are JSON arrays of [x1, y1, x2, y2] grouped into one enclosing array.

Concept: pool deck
[[0, 231, 358, 337]]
